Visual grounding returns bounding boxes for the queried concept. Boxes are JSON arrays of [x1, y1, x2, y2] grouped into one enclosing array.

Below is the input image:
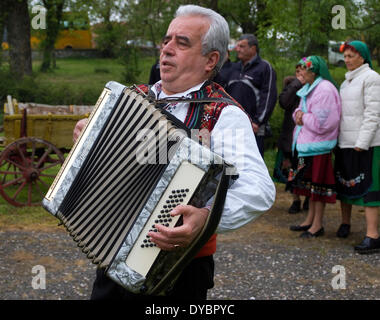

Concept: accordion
[[42, 81, 236, 295]]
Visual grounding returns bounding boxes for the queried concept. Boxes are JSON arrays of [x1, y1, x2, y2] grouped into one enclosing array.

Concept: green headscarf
[[299, 55, 338, 89], [340, 40, 373, 69]]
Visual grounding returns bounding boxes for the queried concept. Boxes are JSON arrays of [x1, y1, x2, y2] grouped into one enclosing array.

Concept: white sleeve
[[356, 73, 380, 150], [208, 105, 276, 233]]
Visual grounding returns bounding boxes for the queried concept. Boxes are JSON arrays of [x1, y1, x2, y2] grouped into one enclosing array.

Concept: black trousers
[[90, 255, 215, 300], [255, 135, 265, 158]]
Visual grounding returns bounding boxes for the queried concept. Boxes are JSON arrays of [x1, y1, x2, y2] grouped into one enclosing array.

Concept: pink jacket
[[292, 79, 342, 157]]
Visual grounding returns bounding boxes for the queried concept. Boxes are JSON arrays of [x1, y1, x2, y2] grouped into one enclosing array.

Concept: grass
[[0, 205, 58, 230], [0, 55, 157, 106], [32, 56, 156, 90]]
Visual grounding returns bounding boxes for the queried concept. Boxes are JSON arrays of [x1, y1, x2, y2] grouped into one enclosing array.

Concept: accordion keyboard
[[125, 160, 205, 277]]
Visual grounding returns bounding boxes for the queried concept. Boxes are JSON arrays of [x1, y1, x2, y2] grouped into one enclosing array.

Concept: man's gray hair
[[175, 5, 229, 72], [239, 34, 259, 53]]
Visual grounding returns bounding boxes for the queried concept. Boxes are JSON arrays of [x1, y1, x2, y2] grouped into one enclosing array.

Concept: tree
[[219, 0, 273, 35], [240, 0, 360, 57], [0, 1, 7, 67], [4, 0, 32, 79], [39, 0, 65, 72], [122, 0, 176, 52], [79, 0, 128, 58], [357, 0, 380, 65]]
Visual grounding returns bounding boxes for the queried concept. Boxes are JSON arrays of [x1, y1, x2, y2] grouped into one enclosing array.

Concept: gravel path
[[1, 187, 379, 300]]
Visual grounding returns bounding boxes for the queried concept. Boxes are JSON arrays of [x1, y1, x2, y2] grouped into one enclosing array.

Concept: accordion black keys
[[42, 81, 236, 295]]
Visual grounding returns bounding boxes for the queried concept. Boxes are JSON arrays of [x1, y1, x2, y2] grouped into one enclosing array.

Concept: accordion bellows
[[43, 81, 235, 295]]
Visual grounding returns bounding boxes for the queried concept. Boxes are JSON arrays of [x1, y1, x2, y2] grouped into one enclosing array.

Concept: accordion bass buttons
[[140, 190, 186, 249], [125, 161, 206, 277]]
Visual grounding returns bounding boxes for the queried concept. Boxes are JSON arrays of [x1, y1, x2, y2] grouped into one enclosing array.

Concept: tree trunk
[[40, 0, 64, 72], [298, 0, 303, 37], [209, 0, 219, 11], [40, 41, 55, 72], [0, 19, 4, 67], [241, 21, 257, 34], [6, 0, 32, 79]]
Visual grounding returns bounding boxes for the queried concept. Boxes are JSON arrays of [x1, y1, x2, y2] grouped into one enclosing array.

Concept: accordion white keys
[[42, 81, 236, 295]]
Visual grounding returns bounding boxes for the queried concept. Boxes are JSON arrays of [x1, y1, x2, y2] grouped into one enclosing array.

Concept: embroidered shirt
[[150, 81, 276, 233]]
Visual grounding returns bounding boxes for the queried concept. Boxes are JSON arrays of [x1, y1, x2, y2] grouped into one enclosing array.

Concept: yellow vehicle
[[30, 29, 93, 50], [31, 13, 93, 50]]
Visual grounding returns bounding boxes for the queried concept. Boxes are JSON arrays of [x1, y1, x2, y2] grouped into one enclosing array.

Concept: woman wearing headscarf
[[335, 41, 380, 254], [288, 56, 342, 238]]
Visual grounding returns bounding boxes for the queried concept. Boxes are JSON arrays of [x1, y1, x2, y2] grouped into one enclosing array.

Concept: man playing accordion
[[73, 4, 275, 300]]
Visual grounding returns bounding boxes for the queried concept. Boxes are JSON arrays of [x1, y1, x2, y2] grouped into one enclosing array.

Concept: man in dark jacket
[[149, 43, 163, 85], [226, 34, 277, 157], [213, 51, 234, 89]]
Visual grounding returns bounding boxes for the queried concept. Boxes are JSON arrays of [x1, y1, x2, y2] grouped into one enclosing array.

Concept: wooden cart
[[0, 99, 92, 206]]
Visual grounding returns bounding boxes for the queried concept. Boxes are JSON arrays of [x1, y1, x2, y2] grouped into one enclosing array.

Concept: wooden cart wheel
[[0, 137, 65, 207]]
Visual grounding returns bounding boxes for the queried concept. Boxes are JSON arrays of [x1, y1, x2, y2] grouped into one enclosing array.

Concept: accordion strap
[[132, 84, 238, 107], [153, 96, 238, 107]]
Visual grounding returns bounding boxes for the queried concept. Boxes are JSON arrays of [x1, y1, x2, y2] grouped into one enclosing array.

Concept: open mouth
[[161, 60, 175, 68]]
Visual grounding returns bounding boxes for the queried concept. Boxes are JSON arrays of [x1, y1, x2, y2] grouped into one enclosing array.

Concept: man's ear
[[205, 51, 220, 73]]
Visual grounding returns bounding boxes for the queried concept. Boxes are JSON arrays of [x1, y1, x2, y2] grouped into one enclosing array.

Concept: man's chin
[[160, 72, 175, 83], [160, 79, 178, 95]]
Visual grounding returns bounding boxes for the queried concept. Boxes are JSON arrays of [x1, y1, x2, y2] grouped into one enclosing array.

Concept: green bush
[[0, 73, 99, 106]]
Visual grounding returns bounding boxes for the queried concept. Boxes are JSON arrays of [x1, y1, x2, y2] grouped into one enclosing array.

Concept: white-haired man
[[74, 4, 275, 300]]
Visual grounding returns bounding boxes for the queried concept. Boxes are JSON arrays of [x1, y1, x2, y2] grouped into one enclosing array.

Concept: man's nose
[[162, 41, 175, 56]]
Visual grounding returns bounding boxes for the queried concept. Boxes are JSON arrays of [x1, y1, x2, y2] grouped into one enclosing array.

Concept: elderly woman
[[335, 41, 380, 254], [288, 56, 342, 238]]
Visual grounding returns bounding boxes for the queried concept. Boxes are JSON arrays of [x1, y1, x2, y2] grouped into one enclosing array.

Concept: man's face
[[235, 39, 256, 64], [343, 48, 364, 71], [160, 15, 218, 95]]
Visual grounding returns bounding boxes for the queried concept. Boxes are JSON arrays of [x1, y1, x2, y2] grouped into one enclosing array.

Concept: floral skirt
[[335, 146, 380, 207], [286, 152, 336, 203]]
